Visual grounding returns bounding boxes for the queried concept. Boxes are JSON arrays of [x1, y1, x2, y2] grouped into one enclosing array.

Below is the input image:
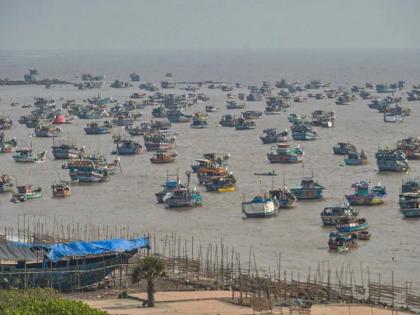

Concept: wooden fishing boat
[[226, 100, 245, 109], [67, 158, 110, 183], [328, 232, 357, 252], [13, 148, 46, 163], [344, 150, 368, 165], [150, 151, 177, 164], [267, 143, 304, 163], [112, 139, 143, 155], [84, 122, 111, 135], [242, 195, 277, 218], [376, 148, 409, 172], [320, 205, 358, 226], [396, 137, 420, 160], [34, 125, 61, 137], [0, 116, 13, 129], [163, 174, 202, 208], [357, 230, 371, 240], [291, 123, 317, 140], [399, 192, 420, 218], [0, 132, 17, 153], [336, 217, 368, 233], [235, 117, 256, 130], [290, 177, 324, 200], [197, 167, 227, 184], [204, 174, 236, 192], [11, 185, 42, 202], [219, 114, 237, 127], [269, 187, 297, 208], [0, 174, 14, 193], [260, 129, 289, 144], [51, 140, 84, 159], [345, 181, 386, 206], [333, 142, 357, 155], [51, 181, 71, 197]]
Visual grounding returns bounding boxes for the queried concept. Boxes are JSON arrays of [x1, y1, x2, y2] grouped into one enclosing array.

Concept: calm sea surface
[[1, 50, 420, 287]]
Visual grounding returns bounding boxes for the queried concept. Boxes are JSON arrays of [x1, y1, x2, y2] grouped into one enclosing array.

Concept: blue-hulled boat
[[336, 217, 368, 233], [376, 148, 409, 172], [291, 123, 317, 140], [112, 139, 143, 155], [399, 192, 420, 217], [242, 195, 277, 218], [84, 122, 111, 135], [235, 117, 256, 130], [269, 187, 297, 208], [290, 177, 324, 200], [344, 150, 368, 165], [345, 181, 386, 206]]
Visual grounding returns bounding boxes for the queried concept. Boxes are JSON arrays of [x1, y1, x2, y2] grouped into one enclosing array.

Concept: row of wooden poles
[[2, 218, 420, 312]]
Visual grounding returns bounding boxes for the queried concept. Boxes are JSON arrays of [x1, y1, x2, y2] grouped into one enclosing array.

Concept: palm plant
[[131, 255, 165, 307]]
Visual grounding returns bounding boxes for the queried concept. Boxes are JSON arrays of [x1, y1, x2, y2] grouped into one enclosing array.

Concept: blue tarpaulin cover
[[47, 237, 150, 262]]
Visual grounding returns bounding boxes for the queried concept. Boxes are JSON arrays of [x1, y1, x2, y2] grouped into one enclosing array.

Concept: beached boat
[[51, 181, 71, 197], [321, 205, 358, 226], [219, 114, 237, 127], [260, 129, 289, 144], [344, 150, 368, 165], [328, 232, 357, 252], [235, 117, 256, 130], [336, 217, 368, 233], [150, 151, 177, 164], [376, 148, 409, 172], [0, 174, 14, 193], [291, 123, 317, 140], [290, 177, 324, 200], [34, 125, 61, 137], [399, 192, 420, 218], [84, 122, 111, 135], [345, 181, 386, 206], [267, 143, 304, 163], [226, 100, 245, 109], [333, 142, 357, 155], [269, 187, 297, 208], [242, 195, 277, 218], [11, 185, 42, 202], [13, 148, 46, 163], [112, 139, 143, 155], [204, 174, 236, 192]]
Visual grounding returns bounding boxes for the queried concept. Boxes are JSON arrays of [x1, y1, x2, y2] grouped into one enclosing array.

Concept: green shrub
[[0, 288, 108, 315]]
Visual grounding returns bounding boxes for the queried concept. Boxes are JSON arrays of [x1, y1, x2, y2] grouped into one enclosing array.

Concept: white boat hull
[[242, 201, 277, 217]]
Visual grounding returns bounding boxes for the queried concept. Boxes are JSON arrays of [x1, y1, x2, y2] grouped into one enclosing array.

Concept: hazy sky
[[0, 0, 419, 51]]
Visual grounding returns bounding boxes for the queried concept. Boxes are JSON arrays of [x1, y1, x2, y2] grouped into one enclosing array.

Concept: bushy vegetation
[[0, 288, 108, 315]]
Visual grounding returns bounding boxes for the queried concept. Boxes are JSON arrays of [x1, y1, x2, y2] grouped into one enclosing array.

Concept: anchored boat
[[11, 185, 42, 202], [290, 177, 324, 200], [51, 141, 84, 159], [0, 132, 17, 153], [204, 174, 236, 192], [345, 181, 386, 206], [51, 181, 71, 197], [150, 151, 177, 164], [112, 139, 143, 155], [269, 186, 297, 208], [399, 192, 420, 218], [267, 143, 304, 163], [321, 205, 358, 226], [242, 195, 277, 218], [336, 217, 368, 233], [34, 125, 61, 137], [0, 174, 14, 193], [84, 121, 112, 135], [344, 150, 368, 165], [260, 129, 289, 144], [376, 148, 409, 172], [13, 148, 46, 163], [291, 123, 317, 140], [333, 142, 357, 155]]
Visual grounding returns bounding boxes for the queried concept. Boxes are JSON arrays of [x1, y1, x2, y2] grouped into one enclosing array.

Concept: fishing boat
[[336, 217, 368, 233], [0, 174, 14, 193], [333, 142, 357, 155], [150, 151, 177, 164], [68, 158, 110, 183], [290, 177, 324, 200], [357, 230, 371, 240], [155, 177, 186, 203], [328, 232, 357, 252], [260, 129, 289, 144], [254, 170, 277, 176], [235, 117, 256, 130], [344, 150, 368, 165], [51, 181, 71, 197], [288, 113, 305, 124], [269, 186, 297, 208], [0, 132, 17, 153], [242, 195, 277, 218], [163, 172, 202, 208], [384, 112, 403, 123], [396, 137, 420, 160], [320, 205, 358, 226], [111, 139, 143, 155], [84, 122, 111, 135], [51, 140, 83, 160], [0, 237, 149, 291], [399, 192, 420, 218], [205, 105, 217, 112], [190, 113, 208, 129], [267, 143, 304, 163], [34, 125, 61, 137], [13, 148, 46, 163], [376, 148, 409, 172], [345, 181, 386, 206], [0, 116, 13, 129], [144, 132, 175, 151], [167, 109, 192, 123], [219, 114, 237, 127], [11, 185, 42, 202], [226, 100, 245, 109], [204, 174, 236, 192], [291, 123, 317, 140], [401, 179, 420, 193], [197, 166, 227, 184]]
